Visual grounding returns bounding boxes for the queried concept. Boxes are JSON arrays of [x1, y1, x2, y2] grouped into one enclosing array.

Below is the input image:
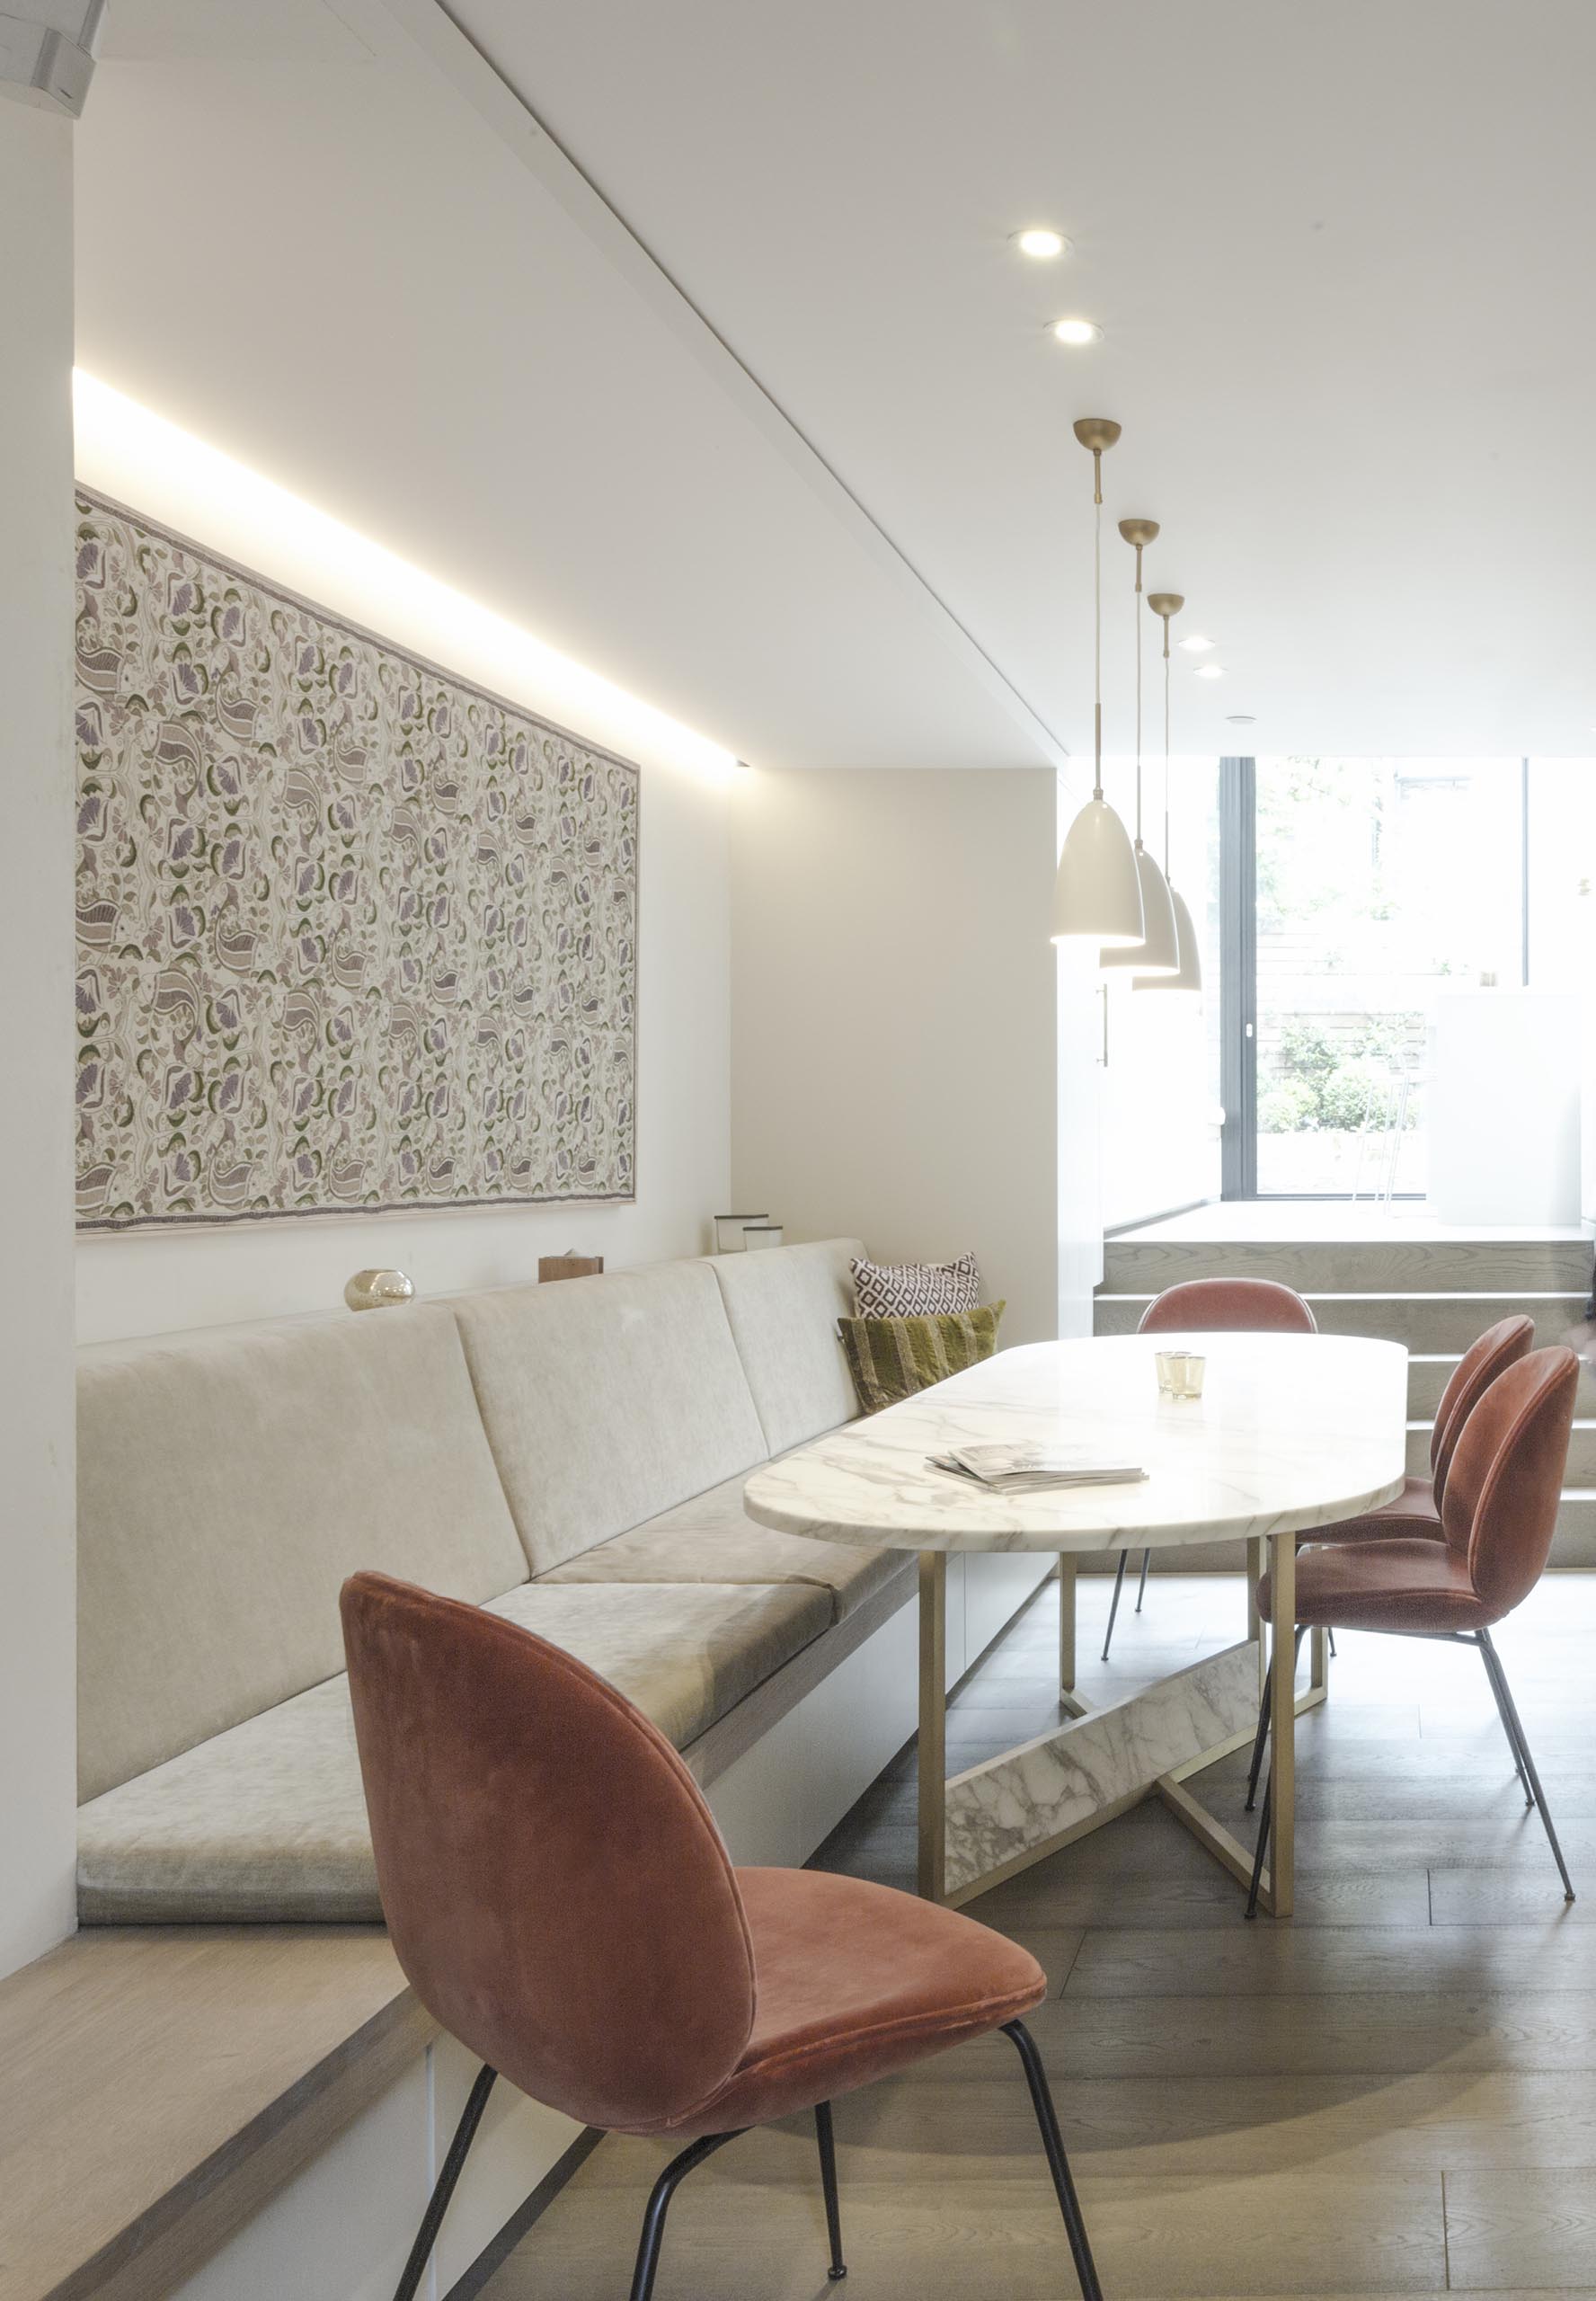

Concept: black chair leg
[[1245, 1779, 1272, 1921], [1244, 1662, 1273, 1813], [1002, 2019, 1104, 2301], [815, 2101, 847, 2280], [391, 2063, 498, 2301], [1478, 1629, 1576, 1901], [1477, 1633, 1535, 1809], [628, 2129, 745, 2301], [1246, 1627, 1304, 1813], [1136, 1546, 1152, 1612], [1102, 1549, 1130, 1661]]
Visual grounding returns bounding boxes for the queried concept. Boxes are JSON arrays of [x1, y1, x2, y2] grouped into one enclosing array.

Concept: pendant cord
[[1133, 553, 1144, 845], [1092, 455, 1104, 801], [1163, 626, 1173, 876]]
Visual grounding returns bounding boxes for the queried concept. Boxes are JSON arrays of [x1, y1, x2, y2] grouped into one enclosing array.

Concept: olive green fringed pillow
[[838, 1302, 1006, 1417]]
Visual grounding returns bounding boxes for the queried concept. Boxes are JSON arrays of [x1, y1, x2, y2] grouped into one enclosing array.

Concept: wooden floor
[[483, 1572, 1596, 2300]]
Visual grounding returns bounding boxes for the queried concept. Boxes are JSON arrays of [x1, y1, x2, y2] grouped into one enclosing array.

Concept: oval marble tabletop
[[743, 1331, 1408, 1553]]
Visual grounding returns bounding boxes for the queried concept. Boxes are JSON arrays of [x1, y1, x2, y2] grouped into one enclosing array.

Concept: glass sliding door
[[1223, 757, 1526, 1199]]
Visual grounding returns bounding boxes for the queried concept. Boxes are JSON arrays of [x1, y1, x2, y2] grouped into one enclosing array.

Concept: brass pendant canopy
[[1051, 417, 1144, 948]]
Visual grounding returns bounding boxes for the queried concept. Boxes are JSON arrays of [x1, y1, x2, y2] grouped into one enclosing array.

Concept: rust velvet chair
[[341, 1572, 1104, 2301], [1305, 1313, 1535, 1546], [1244, 1345, 1579, 1916], [1100, 1277, 1319, 1659]]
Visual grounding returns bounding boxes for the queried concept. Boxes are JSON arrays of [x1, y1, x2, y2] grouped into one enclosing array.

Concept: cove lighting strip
[[71, 370, 740, 787]]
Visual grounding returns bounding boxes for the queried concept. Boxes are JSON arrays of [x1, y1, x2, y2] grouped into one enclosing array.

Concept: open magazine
[[927, 1444, 1148, 1493]]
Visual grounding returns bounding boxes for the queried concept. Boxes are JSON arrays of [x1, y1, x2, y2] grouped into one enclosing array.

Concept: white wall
[[72, 388, 733, 1343], [730, 768, 1098, 1346], [0, 99, 78, 1974]]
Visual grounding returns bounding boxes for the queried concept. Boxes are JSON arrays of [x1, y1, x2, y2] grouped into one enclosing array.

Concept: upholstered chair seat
[[1258, 1535, 1492, 1635], [671, 1867, 1046, 2137]]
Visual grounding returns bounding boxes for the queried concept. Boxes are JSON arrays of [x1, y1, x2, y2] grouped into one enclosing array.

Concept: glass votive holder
[[1155, 1349, 1206, 1401]]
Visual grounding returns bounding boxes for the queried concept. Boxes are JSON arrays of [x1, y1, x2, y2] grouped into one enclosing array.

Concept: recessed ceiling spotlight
[[1195, 665, 1225, 679], [1226, 714, 1256, 724], [1051, 317, 1101, 347], [1179, 635, 1215, 653], [1014, 227, 1068, 259]]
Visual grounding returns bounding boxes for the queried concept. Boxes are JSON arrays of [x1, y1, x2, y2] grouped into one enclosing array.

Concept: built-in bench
[[75, 1239, 910, 1923], [30, 1238, 1051, 2299]]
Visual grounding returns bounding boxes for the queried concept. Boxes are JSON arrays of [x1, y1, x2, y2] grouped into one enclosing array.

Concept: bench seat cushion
[[77, 1580, 831, 1923], [540, 1466, 903, 1619]]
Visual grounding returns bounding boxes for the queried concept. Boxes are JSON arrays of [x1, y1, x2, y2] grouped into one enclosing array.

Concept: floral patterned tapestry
[[74, 493, 638, 1229]]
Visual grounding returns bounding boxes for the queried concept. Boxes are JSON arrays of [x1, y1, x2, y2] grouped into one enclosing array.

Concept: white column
[[0, 92, 78, 1974]]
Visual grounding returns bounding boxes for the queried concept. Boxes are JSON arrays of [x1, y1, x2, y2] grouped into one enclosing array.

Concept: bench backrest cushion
[[77, 1305, 528, 1801], [709, 1237, 864, 1455], [453, 1261, 768, 1574]]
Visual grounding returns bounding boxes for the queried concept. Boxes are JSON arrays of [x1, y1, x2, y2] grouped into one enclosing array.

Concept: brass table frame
[[917, 1533, 1329, 1918]]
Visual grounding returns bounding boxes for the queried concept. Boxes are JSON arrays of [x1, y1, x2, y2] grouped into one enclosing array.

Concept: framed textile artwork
[[73, 492, 638, 1230]]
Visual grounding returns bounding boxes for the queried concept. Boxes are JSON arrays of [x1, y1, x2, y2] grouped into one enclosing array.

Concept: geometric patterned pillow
[[850, 1250, 981, 1319], [838, 1303, 1005, 1416]]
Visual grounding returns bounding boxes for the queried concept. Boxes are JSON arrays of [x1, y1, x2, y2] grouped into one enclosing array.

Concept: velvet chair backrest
[[1440, 1347, 1578, 1618], [1430, 1314, 1536, 1506], [1137, 1277, 1317, 1335], [341, 1572, 757, 2134]]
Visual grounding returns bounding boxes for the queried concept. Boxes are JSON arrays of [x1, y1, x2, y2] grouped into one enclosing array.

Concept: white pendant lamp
[[1135, 590, 1203, 992], [1102, 518, 1180, 974], [1051, 418, 1144, 947]]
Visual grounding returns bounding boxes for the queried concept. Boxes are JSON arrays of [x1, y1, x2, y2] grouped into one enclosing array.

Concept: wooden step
[[1094, 1292, 1586, 1353], [1103, 1235, 1593, 1296], [1555, 1491, 1596, 1565], [1407, 1356, 1456, 1417]]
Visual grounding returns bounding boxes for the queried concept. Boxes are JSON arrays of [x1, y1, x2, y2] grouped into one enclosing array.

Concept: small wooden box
[[538, 1253, 604, 1284]]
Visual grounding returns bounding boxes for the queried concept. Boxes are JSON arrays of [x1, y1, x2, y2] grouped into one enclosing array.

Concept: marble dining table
[[743, 1330, 1408, 1916]]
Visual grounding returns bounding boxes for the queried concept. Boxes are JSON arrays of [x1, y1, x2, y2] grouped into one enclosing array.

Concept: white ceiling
[[75, 0, 1596, 763]]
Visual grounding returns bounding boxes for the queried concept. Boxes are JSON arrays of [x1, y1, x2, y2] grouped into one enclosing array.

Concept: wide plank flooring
[[483, 1572, 1596, 2298]]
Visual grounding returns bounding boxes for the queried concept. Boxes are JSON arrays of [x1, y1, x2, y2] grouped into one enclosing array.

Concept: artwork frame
[[74, 490, 639, 1232]]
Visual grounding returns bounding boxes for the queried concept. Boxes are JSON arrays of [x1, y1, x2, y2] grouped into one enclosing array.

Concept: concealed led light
[[1051, 316, 1101, 346], [1179, 635, 1215, 653], [1014, 227, 1068, 259], [71, 371, 740, 786], [1195, 665, 1225, 679]]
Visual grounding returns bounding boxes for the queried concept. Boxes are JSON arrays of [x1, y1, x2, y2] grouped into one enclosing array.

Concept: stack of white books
[[927, 1444, 1148, 1494]]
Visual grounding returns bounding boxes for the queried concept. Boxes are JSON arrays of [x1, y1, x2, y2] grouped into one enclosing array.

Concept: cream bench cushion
[[708, 1236, 863, 1454], [76, 1306, 528, 1803], [540, 1462, 902, 1618], [77, 1580, 830, 1923], [452, 1260, 769, 1573]]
